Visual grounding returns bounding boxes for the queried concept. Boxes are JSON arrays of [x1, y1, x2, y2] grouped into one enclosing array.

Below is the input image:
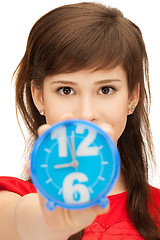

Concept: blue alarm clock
[[30, 119, 120, 210]]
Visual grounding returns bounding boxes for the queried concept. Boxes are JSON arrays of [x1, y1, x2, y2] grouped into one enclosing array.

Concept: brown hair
[[14, 2, 160, 239]]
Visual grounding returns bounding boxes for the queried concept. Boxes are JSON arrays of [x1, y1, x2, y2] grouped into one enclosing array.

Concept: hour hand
[[54, 161, 78, 169]]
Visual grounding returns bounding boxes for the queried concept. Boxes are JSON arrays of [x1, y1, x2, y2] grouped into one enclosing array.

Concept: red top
[[0, 176, 160, 240], [0, 176, 37, 195]]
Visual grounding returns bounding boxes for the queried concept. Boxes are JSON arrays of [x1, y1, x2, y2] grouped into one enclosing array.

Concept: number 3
[[62, 172, 90, 204]]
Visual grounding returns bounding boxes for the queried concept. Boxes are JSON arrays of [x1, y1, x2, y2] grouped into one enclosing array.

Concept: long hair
[[14, 2, 160, 239]]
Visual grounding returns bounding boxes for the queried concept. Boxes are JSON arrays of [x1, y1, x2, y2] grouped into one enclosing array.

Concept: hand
[[36, 117, 110, 238], [99, 123, 116, 144]]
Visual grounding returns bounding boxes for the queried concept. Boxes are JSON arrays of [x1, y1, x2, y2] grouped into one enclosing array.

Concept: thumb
[[37, 124, 51, 136]]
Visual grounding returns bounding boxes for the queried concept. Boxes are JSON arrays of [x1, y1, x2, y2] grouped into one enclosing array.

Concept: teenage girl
[[0, 2, 160, 240]]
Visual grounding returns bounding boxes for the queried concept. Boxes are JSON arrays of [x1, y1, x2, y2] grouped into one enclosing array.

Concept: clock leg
[[98, 197, 109, 208], [46, 200, 57, 211]]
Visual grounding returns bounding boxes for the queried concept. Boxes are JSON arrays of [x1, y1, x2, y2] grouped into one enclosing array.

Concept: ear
[[31, 81, 44, 114], [128, 83, 140, 115]]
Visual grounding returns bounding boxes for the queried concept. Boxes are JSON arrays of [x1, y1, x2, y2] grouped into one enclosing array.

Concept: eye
[[98, 86, 115, 95], [57, 87, 75, 96]]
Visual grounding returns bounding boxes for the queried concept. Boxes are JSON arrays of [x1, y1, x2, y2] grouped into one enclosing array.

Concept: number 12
[[51, 125, 99, 157]]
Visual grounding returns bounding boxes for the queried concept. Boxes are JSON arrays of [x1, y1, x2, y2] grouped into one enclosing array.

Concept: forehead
[[45, 65, 128, 84]]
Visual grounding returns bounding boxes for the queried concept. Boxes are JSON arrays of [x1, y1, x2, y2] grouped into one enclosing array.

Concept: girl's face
[[32, 65, 139, 143]]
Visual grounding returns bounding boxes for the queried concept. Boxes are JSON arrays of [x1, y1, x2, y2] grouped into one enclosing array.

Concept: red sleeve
[[149, 185, 160, 227], [149, 185, 160, 205], [0, 176, 37, 196]]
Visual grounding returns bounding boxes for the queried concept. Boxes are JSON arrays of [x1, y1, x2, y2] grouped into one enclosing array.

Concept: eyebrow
[[50, 79, 121, 85], [95, 79, 121, 85], [50, 80, 78, 85]]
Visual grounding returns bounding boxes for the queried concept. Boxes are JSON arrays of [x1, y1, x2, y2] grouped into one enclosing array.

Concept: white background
[[0, 0, 159, 187]]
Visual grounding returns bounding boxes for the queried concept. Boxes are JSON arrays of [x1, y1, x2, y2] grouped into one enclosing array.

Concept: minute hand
[[70, 131, 79, 170]]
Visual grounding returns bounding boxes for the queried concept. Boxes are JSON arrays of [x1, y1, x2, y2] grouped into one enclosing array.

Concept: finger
[[99, 123, 114, 140], [61, 113, 75, 121], [37, 124, 51, 136], [37, 114, 75, 137]]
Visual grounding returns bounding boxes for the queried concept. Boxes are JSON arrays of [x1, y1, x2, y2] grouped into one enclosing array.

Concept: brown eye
[[58, 87, 74, 95], [102, 87, 110, 94], [99, 86, 115, 95], [63, 87, 71, 95]]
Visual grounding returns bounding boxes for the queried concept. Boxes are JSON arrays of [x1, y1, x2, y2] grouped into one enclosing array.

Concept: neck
[[108, 171, 127, 196]]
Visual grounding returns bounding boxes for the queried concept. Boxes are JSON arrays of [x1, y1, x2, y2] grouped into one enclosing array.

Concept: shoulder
[[148, 185, 160, 225], [149, 185, 160, 204], [0, 176, 36, 196]]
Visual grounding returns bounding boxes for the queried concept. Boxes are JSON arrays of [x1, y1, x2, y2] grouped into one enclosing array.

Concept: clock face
[[30, 119, 120, 210]]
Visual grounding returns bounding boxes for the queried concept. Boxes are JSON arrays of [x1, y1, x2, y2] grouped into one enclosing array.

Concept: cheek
[[115, 110, 128, 139], [113, 105, 128, 141], [45, 108, 62, 125], [104, 98, 128, 141], [44, 103, 66, 125], [43, 97, 75, 125]]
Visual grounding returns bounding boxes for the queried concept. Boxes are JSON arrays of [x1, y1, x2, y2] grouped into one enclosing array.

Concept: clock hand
[[63, 131, 79, 170], [54, 161, 78, 169], [54, 133, 79, 170], [71, 131, 76, 160], [70, 131, 78, 170]]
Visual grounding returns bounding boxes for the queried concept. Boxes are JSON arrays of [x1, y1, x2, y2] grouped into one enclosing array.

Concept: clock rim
[[30, 119, 120, 209]]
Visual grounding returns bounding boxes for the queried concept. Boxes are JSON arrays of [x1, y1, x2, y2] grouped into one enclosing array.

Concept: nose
[[75, 96, 99, 122]]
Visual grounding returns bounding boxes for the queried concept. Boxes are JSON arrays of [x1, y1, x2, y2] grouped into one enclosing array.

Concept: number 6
[[62, 172, 90, 204]]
